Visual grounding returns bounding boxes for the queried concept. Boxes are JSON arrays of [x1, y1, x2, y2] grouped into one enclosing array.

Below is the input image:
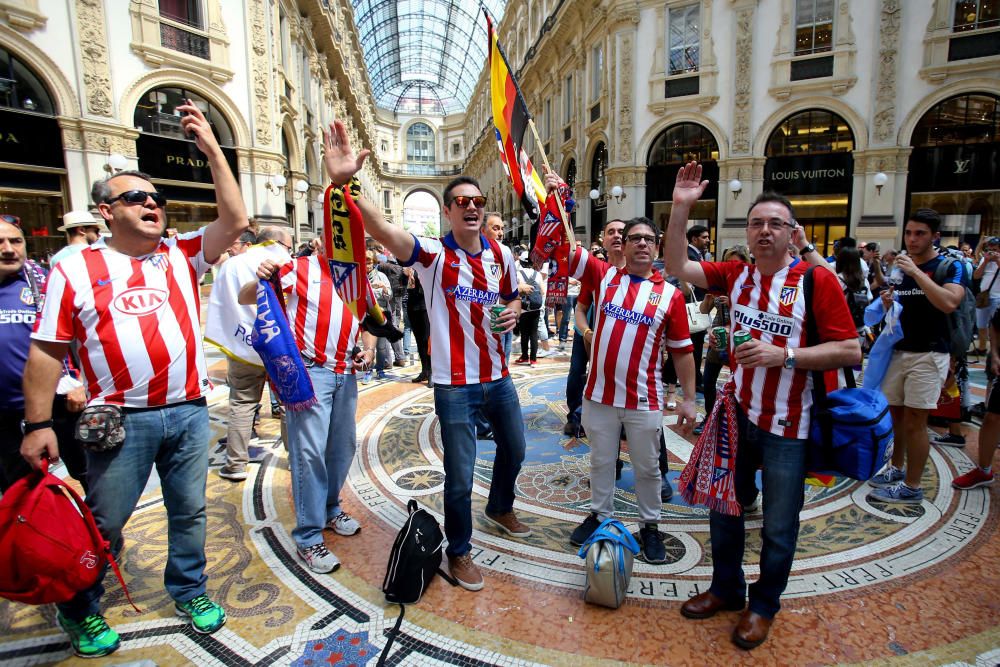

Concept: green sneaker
[[57, 612, 120, 658], [175, 594, 226, 634]]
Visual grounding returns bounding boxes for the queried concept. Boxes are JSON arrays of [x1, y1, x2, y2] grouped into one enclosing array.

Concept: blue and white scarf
[[250, 279, 316, 411]]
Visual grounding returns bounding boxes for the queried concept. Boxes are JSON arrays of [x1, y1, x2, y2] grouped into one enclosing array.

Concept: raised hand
[[673, 161, 709, 209], [178, 99, 220, 156], [323, 120, 371, 187]]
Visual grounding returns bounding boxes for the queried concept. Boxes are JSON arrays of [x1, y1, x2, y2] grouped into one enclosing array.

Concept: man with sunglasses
[[50, 210, 107, 267], [553, 203, 697, 564], [321, 120, 529, 592], [19, 100, 247, 658], [664, 162, 859, 649]]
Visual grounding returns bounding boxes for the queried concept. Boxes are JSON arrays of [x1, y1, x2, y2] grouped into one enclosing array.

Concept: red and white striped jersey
[[403, 233, 518, 386], [570, 248, 693, 411], [32, 232, 212, 408], [702, 259, 856, 439], [278, 255, 361, 373]]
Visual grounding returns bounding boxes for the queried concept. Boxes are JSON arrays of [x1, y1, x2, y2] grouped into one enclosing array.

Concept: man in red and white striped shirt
[[20, 101, 246, 656], [665, 162, 859, 650], [561, 211, 696, 563], [321, 120, 529, 593], [240, 205, 377, 575]]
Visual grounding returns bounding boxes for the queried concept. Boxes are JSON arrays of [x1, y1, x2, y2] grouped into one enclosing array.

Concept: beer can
[[733, 329, 753, 348], [712, 326, 728, 351], [490, 304, 506, 332]]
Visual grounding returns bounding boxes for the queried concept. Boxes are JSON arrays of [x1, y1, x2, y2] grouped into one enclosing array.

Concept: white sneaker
[[536, 349, 549, 358], [297, 543, 340, 573], [327, 511, 361, 536]]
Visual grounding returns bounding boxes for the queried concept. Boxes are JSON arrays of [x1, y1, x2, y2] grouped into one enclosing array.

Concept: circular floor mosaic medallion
[[352, 367, 994, 604]]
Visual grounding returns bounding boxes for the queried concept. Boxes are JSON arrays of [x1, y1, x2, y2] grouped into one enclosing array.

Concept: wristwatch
[[783, 347, 797, 369], [20, 419, 54, 435], [799, 243, 816, 256]]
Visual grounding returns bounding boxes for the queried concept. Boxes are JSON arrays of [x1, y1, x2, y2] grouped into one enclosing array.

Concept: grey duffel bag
[[577, 518, 640, 609]]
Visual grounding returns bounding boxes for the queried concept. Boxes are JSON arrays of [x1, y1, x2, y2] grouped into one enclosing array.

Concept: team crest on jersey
[[147, 253, 169, 271], [19, 288, 33, 305], [327, 259, 357, 290], [488, 263, 500, 278], [779, 285, 800, 306], [648, 292, 662, 306]]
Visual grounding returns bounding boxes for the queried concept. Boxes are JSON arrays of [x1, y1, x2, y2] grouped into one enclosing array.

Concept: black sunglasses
[[0, 214, 21, 227], [104, 190, 167, 208]]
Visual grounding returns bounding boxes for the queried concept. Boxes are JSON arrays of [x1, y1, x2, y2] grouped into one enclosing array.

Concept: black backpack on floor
[[379, 500, 457, 666], [382, 499, 455, 604]]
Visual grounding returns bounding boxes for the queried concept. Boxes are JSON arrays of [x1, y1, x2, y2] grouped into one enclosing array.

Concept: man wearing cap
[[50, 210, 107, 267]]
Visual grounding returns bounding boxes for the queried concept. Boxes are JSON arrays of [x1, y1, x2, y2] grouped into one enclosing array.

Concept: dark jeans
[[565, 333, 589, 426], [407, 304, 431, 377], [0, 396, 88, 493], [434, 376, 526, 557], [708, 407, 807, 619], [691, 331, 706, 386], [518, 309, 540, 361], [703, 360, 724, 416]]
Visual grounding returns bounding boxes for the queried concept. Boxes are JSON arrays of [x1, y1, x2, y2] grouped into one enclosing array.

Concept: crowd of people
[[0, 113, 996, 658]]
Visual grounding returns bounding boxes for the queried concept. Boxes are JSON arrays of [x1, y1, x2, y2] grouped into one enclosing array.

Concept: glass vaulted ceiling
[[351, 0, 508, 115]]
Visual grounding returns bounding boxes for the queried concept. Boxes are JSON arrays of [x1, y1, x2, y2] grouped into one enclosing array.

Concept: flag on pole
[[486, 11, 546, 220]]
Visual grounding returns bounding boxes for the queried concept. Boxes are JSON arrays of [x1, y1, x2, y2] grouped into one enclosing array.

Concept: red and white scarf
[[678, 381, 742, 516]]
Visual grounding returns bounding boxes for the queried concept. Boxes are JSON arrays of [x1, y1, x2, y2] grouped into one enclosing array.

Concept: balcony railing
[[160, 23, 209, 60], [382, 164, 463, 177]]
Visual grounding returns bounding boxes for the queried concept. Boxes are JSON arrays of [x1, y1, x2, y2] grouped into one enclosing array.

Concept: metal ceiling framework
[[350, 0, 507, 115]]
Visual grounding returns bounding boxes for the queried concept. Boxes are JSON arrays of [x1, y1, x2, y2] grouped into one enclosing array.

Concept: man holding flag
[[321, 117, 530, 592], [239, 124, 377, 575]]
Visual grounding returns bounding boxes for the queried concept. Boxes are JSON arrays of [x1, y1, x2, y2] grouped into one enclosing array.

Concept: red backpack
[[0, 461, 136, 608]]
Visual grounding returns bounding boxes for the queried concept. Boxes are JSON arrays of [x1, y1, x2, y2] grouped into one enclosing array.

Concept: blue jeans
[[708, 407, 807, 619], [434, 375, 526, 557], [565, 332, 589, 425], [501, 331, 512, 360], [58, 400, 210, 620], [285, 364, 358, 548], [558, 296, 577, 342]]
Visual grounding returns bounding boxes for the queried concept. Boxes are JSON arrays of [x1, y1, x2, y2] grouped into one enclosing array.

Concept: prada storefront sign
[[908, 143, 999, 193], [137, 134, 238, 185], [0, 109, 63, 168], [764, 153, 853, 195]]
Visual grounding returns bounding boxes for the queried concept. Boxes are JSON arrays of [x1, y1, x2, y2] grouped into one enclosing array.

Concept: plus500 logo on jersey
[[113, 287, 168, 316], [0, 309, 34, 324]]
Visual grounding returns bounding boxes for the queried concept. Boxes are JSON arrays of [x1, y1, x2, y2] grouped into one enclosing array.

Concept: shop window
[[668, 4, 700, 75], [562, 74, 573, 125], [794, 0, 833, 56], [645, 123, 720, 230], [912, 93, 999, 147], [406, 122, 435, 164], [765, 109, 853, 155], [0, 48, 54, 115], [130, 0, 231, 80], [648, 123, 720, 165], [133, 86, 235, 147], [922, 0, 1000, 81]]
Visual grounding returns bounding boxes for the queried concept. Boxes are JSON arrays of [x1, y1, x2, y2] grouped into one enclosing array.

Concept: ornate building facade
[[1, 0, 383, 260], [461, 0, 1000, 255]]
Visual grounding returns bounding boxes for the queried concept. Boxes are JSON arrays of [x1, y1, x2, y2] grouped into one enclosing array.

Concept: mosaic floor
[[2, 344, 1000, 666]]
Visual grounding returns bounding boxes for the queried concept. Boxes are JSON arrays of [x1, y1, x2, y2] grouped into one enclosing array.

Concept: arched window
[[647, 123, 719, 166], [912, 92, 999, 147], [406, 122, 435, 164], [765, 108, 853, 156], [0, 48, 55, 114], [133, 86, 235, 147]]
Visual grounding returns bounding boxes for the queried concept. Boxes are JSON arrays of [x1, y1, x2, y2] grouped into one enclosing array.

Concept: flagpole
[[527, 118, 576, 251]]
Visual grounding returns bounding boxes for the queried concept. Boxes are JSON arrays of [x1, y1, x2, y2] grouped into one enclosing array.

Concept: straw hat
[[58, 210, 108, 232]]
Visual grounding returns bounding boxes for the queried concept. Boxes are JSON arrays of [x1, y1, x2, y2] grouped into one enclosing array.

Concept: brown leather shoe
[[732, 610, 773, 649], [447, 554, 484, 591], [483, 510, 532, 537], [680, 591, 745, 619]]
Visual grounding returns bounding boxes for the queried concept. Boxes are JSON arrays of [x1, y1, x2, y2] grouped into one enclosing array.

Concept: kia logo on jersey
[[113, 287, 168, 316]]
